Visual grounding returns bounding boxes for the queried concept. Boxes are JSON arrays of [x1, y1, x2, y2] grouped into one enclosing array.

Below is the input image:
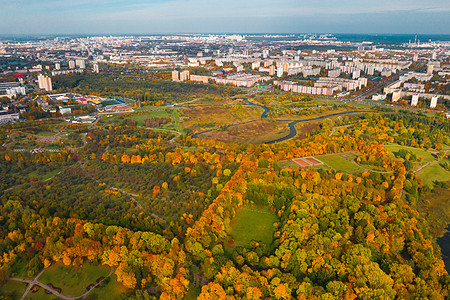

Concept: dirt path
[[329, 125, 352, 137], [15, 268, 46, 300], [414, 161, 433, 173], [144, 127, 182, 144], [10, 266, 114, 300]]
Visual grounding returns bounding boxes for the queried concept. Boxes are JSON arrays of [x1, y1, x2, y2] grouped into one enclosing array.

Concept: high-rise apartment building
[[179, 70, 190, 81], [277, 67, 284, 78], [76, 59, 86, 69], [172, 70, 179, 81], [37, 74, 52, 91], [411, 95, 419, 106], [430, 96, 438, 108], [269, 65, 276, 76]]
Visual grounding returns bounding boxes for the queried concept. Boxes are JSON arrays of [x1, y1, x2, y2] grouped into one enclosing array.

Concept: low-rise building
[[59, 106, 72, 115], [0, 110, 20, 123]]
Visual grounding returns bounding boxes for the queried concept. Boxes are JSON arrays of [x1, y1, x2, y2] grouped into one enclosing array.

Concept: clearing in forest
[[316, 153, 363, 173], [38, 263, 110, 297], [416, 160, 450, 186], [229, 206, 277, 248]]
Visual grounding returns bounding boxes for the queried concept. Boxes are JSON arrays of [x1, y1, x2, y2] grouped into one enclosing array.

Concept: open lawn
[[28, 168, 62, 181], [316, 153, 363, 174], [385, 145, 435, 164], [126, 110, 171, 126], [185, 283, 201, 300], [278, 160, 302, 169], [172, 108, 183, 133], [86, 273, 130, 300], [25, 285, 61, 300], [99, 109, 171, 126], [39, 263, 110, 297], [230, 205, 277, 247], [416, 160, 450, 186], [0, 280, 28, 299], [10, 260, 33, 279], [37, 131, 57, 137]]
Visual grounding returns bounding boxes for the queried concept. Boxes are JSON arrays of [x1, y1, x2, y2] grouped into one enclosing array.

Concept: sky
[[0, 0, 449, 35]]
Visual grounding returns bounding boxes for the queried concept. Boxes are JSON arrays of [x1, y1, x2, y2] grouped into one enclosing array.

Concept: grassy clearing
[[39, 263, 110, 297], [385, 145, 435, 164], [184, 283, 201, 300], [230, 206, 277, 247], [277, 160, 301, 169], [418, 188, 450, 238], [0, 280, 28, 298], [37, 131, 57, 137], [127, 110, 171, 126], [87, 273, 130, 300], [10, 260, 33, 279], [25, 286, 61, 300], [416, 160, 450, 186], [28, 168, 62, 181], [172, 108, 183, 133], [99, 109, 171, 126], [316, 154, 363, 174]]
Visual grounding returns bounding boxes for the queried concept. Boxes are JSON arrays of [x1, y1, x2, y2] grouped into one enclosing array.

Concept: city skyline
[[1, 0, 449, 35]]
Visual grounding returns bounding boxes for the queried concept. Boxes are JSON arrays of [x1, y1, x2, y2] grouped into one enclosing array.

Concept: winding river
[[190, 98, 368, 144], [266, 110, 369, 144]]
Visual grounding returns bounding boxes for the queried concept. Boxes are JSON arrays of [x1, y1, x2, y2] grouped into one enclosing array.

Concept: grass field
[[316, 153, 363, 174], [25, 286, 61, 300], [37, 131, 57, 137], [0, 280, 28, 299], [28, 168, 62, 181], [128, 110, 171, 126], [416, 160, 450, 186], [172, 108, 183, 133], [99, 109, 171, 126], [277, 160, 302, 169], [38, 263, 110, 297], [229, 206, 277, 247], [87, 273, 130, 300], [385, 145, 435, 164], [10, 260, 33, 279]]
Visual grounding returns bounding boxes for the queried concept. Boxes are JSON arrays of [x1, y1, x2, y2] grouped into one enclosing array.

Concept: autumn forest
[[0, 75, 450, 300]]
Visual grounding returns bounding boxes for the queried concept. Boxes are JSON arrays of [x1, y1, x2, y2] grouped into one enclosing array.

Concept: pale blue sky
[[0, 0, 449, 34]]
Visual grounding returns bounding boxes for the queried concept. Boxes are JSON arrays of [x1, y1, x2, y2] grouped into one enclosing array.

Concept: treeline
[[184, 151, 448, 299], [52, 72, 241, 104], [144, 117, 171, 128]]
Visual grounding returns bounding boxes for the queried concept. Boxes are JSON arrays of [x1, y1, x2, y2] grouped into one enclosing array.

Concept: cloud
[[0, 0, 449, 34]]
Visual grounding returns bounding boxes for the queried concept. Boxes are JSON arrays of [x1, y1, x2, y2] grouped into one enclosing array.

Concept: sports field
[[230, 206, 277, 247]]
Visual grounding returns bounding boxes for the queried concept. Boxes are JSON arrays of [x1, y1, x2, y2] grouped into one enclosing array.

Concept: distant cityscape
[[0, 33, 449, 123]]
